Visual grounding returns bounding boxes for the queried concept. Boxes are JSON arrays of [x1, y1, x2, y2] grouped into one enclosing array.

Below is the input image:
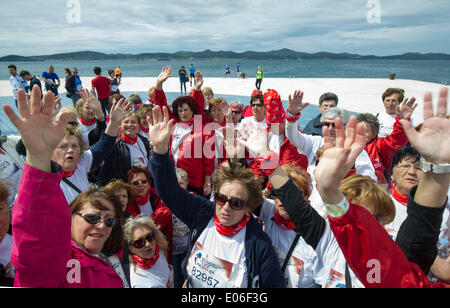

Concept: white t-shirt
[[130, 253, 173, 288], [171, 122, 193, 166], [259, 198, 322, 288], [60, 150, 93, 204], [378, 112, 413, 138], [78, 119, 97, 148], [384, 194, 408, 239], [126, 137, 149, 168], [138, 200, 153, 217], [186, 218, 248, 288]]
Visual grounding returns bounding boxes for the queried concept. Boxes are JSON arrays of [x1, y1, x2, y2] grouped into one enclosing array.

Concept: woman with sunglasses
[[152, 66, 214, 197], [124, 216, 173, 288], [4, 87, 126, 287], [148, 105, 285, 288]]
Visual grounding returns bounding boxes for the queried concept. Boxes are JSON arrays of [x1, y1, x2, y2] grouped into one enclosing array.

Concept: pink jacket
[[11, 164, 123, 288]]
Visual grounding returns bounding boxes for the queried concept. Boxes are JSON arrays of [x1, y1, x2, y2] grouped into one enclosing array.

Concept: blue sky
[[1, 0, 449, 56]]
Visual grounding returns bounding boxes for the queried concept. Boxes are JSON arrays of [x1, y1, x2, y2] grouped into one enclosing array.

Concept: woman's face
[[71, 200, 116, 255], [114, 189, 129, 212], [121, 115, 139, 138], [81, 103, 95, 122], [130, 227, 156, 259], [274, 197, 290, 221], [215, 180, 249, 227], [251, 98, 265, 122], [51, 135, 81, 171], [178, 103, 194, 123], [131, 173, 150, 198], [210, 105, 225, 124], [391, 157, 423, 196]]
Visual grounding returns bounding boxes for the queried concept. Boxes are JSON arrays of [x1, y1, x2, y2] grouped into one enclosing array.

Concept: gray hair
[[321, 107, 350, 125], [175, 167, 189, 184], [127, 93, 142, 105], [356, 113, 380, 136]]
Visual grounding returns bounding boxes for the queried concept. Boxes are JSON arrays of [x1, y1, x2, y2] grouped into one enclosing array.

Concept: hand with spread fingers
[[314, 116, 367, 204], [147, 105, 174, 155], [80, 88, 104, 120], [287, 90, 310, 117], [156, 65, 172, 90], [399, 87, 449, 164], [396, 97, 418, 120], [2, 86, 72, 171], [194, 71, 203, 91]]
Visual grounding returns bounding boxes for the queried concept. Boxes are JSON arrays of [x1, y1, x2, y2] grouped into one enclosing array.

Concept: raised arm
[[154, 66, 174, 119]]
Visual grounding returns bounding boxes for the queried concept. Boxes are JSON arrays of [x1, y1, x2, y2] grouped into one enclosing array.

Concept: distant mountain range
[[1, 49, 450, 61]]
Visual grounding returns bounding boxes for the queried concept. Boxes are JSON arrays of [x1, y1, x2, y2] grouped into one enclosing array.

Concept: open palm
[[147, 106, 174, 154]]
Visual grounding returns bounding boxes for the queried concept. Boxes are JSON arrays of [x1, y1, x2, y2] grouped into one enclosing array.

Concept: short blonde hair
[[64, 125, 88, 155], [53, 106, 78, 124], [339, 174, 395, 225], [123, 216, 169, 256], [202, 87, 214, 97], [208, 97, 224, 110]]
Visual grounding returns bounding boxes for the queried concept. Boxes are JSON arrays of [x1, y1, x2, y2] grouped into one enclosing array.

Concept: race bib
[[186, 241, 246, 288], [76, 84, 82, 92], [0, 150, 20, 180], [111, 85, 118, 92]]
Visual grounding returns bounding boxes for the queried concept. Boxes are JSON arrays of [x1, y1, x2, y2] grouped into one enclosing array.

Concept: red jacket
[[329, 202, 449, 288], [365, 117, 408, 182]]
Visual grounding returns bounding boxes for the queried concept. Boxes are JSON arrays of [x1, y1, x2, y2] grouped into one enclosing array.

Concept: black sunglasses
[[75, 213, 118, 227], [214, 192, 246, 211], [321, 122, 336, 129], [132, 179, 148, 186], [251, 103, 264, 108], [131, 232, 155, 249]]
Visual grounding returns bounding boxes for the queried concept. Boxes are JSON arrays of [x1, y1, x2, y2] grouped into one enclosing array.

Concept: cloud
[[0, 0, 449, 56]]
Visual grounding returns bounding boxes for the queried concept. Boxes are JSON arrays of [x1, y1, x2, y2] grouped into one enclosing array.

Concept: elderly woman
[[124, 216, 173, 288], [97, 110, 151, 186], [148, 105, 285, 288], [3, 87, 127, 287], [153, 66, 214, 196], [75, 89, 108, 147]]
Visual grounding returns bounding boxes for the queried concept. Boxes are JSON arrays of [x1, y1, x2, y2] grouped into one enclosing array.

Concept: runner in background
[[115, 66, 122, 84]]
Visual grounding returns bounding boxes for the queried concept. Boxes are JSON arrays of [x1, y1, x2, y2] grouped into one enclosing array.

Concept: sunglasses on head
[[214, 192, 246, 211], [132, 179, 148, 185], [75, 213, 118, 227], [131, 232, 155, 249]]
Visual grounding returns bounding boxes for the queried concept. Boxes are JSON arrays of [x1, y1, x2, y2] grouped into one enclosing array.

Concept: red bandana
[[272, 211, 296, 231], [140, 125, 149, 133], [134, 192, 150, 206], [79, 117, 96, 126], [121, 132, 138, 145], [132, 245, 160, 270], [214, 212, 251, 237], [62, 167, 77, 178], [391, 182, 408, 206]]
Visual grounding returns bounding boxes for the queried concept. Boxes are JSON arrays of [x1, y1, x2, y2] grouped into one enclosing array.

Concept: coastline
[[1, 77, 447, 125]]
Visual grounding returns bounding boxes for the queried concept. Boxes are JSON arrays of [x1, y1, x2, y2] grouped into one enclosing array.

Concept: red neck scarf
[[140, 125, 149, 133], [214, 212, 251, 237], [121, 132, 138, 145], [132, 245, 160, 270], [391, 182, 408, 206], [62, 167, 77, 178], [272, 211, 296, 231], [79, 117, 96, 126], [134, 192, 150, 206]]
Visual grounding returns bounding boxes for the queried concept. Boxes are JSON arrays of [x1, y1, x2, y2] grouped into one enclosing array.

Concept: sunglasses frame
[[75, 212, 118, 228], [214, 192, 246, 211], [132, 179, 148, 186], [130, 231, 155, 249]]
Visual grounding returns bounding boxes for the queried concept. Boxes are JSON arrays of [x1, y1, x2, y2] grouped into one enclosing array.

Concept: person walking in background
[[178, 66, 188, 94], [255, 66, 264, 90], [19, 71, 42, 96], [109, 69, 121, 95], [115, 66, 122, 84], [65, 68, 82, 106], [188, 64, 195, 87], [91, 66, 111, 115], [8, 64, 29, 107], [225, 65, 232, 78], [41, 65, 60, 96], [236, 63, 241, 78]]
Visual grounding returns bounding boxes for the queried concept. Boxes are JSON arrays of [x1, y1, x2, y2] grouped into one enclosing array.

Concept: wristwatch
[[324, 197, 349, 218], [420, 158, 450, 174]]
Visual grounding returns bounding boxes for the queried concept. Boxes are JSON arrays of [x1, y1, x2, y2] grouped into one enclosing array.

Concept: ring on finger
[[335, 145, 344, 148]]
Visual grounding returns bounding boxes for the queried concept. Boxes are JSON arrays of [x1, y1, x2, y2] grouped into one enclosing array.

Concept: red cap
[[230, 103, 243, 114], [263, 89, 285, 124], [251, 90, 263, 97]]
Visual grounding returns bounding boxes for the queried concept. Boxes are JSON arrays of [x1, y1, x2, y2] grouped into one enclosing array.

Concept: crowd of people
[[0, 63, 449, 288]]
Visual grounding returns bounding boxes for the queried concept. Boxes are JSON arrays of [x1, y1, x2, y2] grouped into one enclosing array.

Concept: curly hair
[[171, 96, 198, 120]]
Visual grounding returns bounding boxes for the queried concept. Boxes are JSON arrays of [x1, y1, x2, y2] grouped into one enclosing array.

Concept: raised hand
[[396, 97, 418, 120], [314, 116, 366, 204], [400, 87, 449, 164], [287, 90, 310, 116], [194, 71, 203, 91], [147, 106, 174, 155], [2, 86, 72, 171], [156, 66, 172, 90], [106, 98, 133, 136], [238, 121, 270, 157], [80, 88, 104, 119]]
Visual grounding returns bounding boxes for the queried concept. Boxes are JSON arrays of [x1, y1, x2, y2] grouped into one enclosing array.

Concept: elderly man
[[285, 90, 376, 180], [377, 88, 414, 137], [303, 92, 339, 136]]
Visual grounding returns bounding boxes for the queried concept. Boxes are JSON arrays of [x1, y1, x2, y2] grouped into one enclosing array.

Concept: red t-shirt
[[91, 76, 111, 99]]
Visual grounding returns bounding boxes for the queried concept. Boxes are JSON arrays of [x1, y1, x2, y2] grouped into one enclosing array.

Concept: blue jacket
[[150, 151, 286, 288], [302, 113, 323, 136]]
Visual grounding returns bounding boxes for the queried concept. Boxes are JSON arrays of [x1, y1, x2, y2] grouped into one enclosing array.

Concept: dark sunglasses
[[75, 213, 118, 227], [321, 122, 336, 129], [214, 192, 246, 211], [251, 103, 264, 108], [131, 232, 155, 249], [132, 179, 148, 186]]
